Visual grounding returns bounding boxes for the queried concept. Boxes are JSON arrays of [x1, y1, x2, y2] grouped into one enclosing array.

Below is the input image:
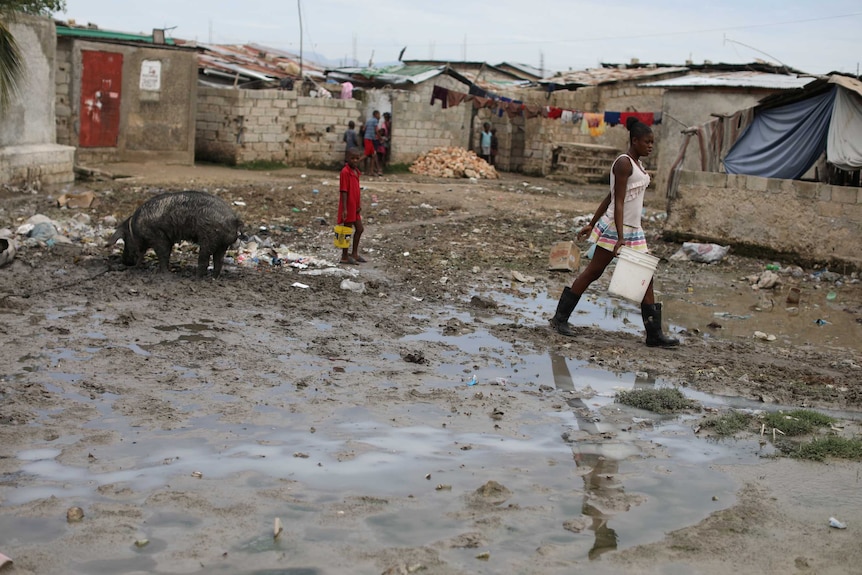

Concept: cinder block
[[745, 175, 768, 191], [831, 186, 857, 204], [817, 201, 842, 218]]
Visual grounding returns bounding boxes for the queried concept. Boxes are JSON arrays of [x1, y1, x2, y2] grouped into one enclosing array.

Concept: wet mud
[[1, 165, 860, 574]]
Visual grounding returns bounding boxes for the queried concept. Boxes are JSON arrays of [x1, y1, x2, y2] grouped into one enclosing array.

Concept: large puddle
[[3, 282, 860, 574]]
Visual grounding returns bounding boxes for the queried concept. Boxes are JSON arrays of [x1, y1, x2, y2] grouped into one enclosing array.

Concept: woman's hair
[[626, 116, 652, 141]]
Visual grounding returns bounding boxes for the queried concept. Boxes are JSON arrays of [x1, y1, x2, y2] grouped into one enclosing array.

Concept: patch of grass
[[615, 388, 700, 414], [783, 436, 862, 461], [763, 409, 836, 436], [700, 411, 754, 437], [384, 163, 411, 174], [234, 160, 288, 171]]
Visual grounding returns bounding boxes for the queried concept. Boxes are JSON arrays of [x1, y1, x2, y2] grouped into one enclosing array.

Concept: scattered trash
[[0, 237, 16, 267], [57, 190, 98, 209], [494, 377, 508, 385], [815, 319, 830, 326], [754, 331, 777, 342], [312, 189, 319, 194], [66, 507, 85, 523], [749, 270, 781, 290], [467, 374, 478, 386], [291, 282, 310, 289], [436, 484, 452, 491], [274, 517, 284, 539], [786, 287, 801, 305], [548, 241, 580, 272], [0, 552, 11, 569], [713, 312, 751, 320], [826, 292, 837, 301], [340, 279, 366, 293], [511, 270, 536, 283], [232, 200, 247, 206], [765, 263, 781, 271], [28, 221, 58, 242], [829, 517, 847, 529], [134, 539, 149, 548], [301, 174, 307, 179], [191, 471, 203, 479], [670, 242, 730, 264], [476, 552, 490, 561]]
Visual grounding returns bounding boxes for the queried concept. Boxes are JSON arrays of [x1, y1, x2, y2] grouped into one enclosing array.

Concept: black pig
[[109, 191, 242, 278]]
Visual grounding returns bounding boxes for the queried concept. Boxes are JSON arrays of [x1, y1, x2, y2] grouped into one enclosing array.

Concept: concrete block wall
[[55, 41, 73, 148], [195, 87, 361, 167], [0, 144, 75, 188], [390, 78, 472, 165], [293, 96, 362, 167], [551, 142, 619, 184], [666, 170, 862, 267]]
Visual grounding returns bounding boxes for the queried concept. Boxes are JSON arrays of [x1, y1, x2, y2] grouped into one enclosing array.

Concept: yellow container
[[333, 225, 353, 248]]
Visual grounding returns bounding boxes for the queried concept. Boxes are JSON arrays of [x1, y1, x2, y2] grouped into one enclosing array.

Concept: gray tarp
[[724, 87, 836, 179], [827, 86, 862, 170]]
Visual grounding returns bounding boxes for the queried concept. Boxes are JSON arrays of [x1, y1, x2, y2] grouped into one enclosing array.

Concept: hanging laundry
[[524, 104, 542, 119], [469, 85, 489, 98], [620, 112, 655, 126], [340, 81, 354, 100], [603, 111, 621, 126], [548, 107, 563, 119], [447, 90, 468, 108], [473, 96, 492, 109], [582, 112, 606, 136], [561, 110, 573, 123], [654, 112, 663, 125], [431, 85, 450, 108]]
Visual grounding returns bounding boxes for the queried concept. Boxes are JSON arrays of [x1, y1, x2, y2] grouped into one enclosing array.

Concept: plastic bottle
[[467, 374, 478, 386], [766, 264, 780, 271]]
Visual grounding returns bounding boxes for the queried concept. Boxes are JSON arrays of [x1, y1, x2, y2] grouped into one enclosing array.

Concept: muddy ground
[[1, 163, 861, 575]]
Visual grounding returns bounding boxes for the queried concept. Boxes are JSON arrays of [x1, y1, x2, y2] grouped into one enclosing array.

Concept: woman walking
[[549, 117, 679, 348]]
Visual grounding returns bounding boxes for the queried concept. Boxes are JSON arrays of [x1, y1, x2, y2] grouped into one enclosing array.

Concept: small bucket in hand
[[333, 225, 353, 248]]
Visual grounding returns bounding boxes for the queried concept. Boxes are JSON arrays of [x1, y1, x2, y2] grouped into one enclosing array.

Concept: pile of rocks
[[409, 147, 498, 179]]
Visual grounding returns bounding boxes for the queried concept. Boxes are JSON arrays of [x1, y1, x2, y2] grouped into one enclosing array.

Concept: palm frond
[[0, 17, 24, 117]]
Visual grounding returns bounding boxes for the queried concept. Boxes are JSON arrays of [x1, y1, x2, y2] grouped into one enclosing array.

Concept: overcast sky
[[60, 0, 861, 75]]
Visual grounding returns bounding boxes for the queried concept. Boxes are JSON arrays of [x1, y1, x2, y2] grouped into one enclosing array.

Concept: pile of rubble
[[409, 147, 498, 179]]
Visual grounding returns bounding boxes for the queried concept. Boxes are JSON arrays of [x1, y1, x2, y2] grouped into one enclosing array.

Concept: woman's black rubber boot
[[641, 303, 680, 348], [550, 287, 580, 337]]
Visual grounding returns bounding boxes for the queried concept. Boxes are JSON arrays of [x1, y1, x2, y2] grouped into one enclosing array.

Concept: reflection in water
[[550, 352, 655, 560]]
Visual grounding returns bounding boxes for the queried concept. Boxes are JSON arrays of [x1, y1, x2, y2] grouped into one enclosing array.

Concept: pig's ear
[[107, 222, 126, 246]]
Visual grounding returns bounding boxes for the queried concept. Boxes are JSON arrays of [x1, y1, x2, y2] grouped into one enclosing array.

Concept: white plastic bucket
[[607, 247, 660, 303]]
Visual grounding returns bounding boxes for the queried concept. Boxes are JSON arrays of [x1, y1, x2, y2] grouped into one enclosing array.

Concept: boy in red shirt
[[338, 150, 366, 264]]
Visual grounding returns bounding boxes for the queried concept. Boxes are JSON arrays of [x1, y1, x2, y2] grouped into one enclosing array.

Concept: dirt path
[[0, 165, 860, 574]]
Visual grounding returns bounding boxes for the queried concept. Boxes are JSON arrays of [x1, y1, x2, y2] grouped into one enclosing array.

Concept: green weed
[[763, 409, 836, 436], [615, 388, 700, 414], [783, 436, 862, 461], [700, 411, 754, 437]]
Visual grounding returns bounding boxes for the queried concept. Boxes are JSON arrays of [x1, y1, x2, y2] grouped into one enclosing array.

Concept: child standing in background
[[338, 150, 367, 265], [342, 120, 360, 163]]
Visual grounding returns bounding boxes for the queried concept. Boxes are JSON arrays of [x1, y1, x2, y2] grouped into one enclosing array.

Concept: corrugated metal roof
[[829, 74, 862, 98], [327, 64, 445, 85], [496, 62, 544, 80], [544, 66, 688, 86], [56, 24, 176, 45], [640, 72, 813, 90]]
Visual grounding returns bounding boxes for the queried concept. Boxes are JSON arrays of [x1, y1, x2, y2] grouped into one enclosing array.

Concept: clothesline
[[430, 84, 661, 137]]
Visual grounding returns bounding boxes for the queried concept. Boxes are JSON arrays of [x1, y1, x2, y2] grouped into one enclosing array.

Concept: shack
[[54, 23, 198, 166]]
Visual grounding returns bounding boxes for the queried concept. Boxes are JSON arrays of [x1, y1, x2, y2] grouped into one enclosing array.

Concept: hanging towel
[[582, 113, 606, 136], [447, 90, 468, 108], [620, 112, 655, 126], [604, 111, 621, 126], [560, 110, 573, 123], [468, 85, 488, 98], [431, 85, 449, 108]]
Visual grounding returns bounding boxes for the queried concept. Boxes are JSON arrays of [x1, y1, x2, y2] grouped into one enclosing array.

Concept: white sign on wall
[[140, 60, 162, 91]]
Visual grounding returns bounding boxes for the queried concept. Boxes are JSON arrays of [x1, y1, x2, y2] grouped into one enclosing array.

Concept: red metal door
[[79, 50, 123, 148]]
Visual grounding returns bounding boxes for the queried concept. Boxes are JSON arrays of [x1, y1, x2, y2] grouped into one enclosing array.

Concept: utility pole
[[298, 0, 303, 79]]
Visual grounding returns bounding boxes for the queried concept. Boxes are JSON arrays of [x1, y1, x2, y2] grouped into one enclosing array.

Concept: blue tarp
[[724, 87, 837, 179]]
